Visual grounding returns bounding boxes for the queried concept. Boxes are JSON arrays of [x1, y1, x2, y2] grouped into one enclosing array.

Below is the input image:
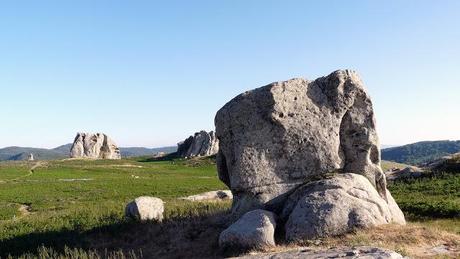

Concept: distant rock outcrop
[[215, 70, 405, 246], [385, 166, 425, 181], [428, 153, 460, 173], [70, 133, 121, 159], [177, 130, 219, 158]]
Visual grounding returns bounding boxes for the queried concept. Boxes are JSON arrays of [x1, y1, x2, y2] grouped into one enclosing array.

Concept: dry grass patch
[[309, 223, 460, 258], [205, 223, 460, 258]]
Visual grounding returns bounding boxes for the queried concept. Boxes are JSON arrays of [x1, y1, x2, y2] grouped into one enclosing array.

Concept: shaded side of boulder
[[70, 132, 121, 159], [281, 173, 405, 241], [177, 130, 219, 158], [215, 70, 386, 215], [219, 209, 276, 250], [125, 196, 164, 221]]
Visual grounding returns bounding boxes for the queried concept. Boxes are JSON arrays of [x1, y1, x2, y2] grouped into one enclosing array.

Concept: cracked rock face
[[70, 132, 121, 159], [177, 130, 219, 158]]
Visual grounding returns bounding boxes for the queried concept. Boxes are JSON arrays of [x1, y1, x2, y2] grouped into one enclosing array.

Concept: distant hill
[[0, 144, 177, 161], [381, 140, 460, 165], [52, 143, 73, 154], [0, 146, 67, 161], [120, 146, 177, 157]]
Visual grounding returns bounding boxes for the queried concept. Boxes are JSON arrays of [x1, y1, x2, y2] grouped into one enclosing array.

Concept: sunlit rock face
[[177, 130, 219, 158], [215, 70, 389, 215], [70, 132, 121, 159]]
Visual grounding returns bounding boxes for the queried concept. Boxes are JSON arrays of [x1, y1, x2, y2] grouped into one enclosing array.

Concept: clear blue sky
[[1, 1, 459, 148]]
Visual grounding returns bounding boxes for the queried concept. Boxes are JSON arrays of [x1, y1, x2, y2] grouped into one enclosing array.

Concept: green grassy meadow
[[0, 158, 229, 257], [0, 158, 458, 258]]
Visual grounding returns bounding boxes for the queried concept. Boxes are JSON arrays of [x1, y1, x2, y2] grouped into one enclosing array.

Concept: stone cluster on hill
[[177, 130, 219, 158], [70, 132, 121, 159], [215, 70, 405, 249]]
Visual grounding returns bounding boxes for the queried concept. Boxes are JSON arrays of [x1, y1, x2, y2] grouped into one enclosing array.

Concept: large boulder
[[214, 70, 405, 241], [282, 173, 405, 241], [125, 196, 164, 221], [177, 130, 219, 158], [215, 70, 387, 215], [219, 209, 276, 250], [70, 132, 121, 159]]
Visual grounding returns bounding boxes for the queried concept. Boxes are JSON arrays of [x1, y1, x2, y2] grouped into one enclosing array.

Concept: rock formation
[[215, 70, 405, 244], [385, 166, 424, 181], [177, 130, 219, 158], [70, 133, 121, 159], [428, 153, 460, 173], [125, 196, 164, 222]]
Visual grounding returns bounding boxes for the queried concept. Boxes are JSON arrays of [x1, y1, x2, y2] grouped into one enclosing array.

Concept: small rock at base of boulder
[[180, 190, 233, 201], [231, 246, 404, 259], [282, 173, 405, 241], [219, 209, 276, 250], [125, 196, 164, 221]]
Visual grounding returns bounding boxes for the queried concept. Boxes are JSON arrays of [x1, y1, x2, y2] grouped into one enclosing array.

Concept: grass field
[[0, 158, 459, 258]]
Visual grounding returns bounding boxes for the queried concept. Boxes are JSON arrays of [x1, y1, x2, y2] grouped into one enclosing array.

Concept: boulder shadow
[[0, 210, 235, 259]]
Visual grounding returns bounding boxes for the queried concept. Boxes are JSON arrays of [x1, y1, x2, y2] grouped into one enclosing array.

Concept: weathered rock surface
[[125, 196, 164, 221], [70, 133, 121, 159], [177, 130, 219, 158], [385, 166, 424, 181], [219, 209, 276, 250], [180, 190, 232, 201], [232, 246, 404, 259], [282, 173, 405, 241], [215, 70, 387, 215], [215, 70, 405, 243]]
